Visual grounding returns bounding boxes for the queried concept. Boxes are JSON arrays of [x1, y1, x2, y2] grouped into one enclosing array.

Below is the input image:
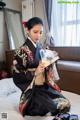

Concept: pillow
[[0, 78, 21, 97]]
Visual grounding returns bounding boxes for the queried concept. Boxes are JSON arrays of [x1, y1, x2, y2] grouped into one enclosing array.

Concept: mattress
[[0, 78, 80, 120], [24, 91, 80, 120]]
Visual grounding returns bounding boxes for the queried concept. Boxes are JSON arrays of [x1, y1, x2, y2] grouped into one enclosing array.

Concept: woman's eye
[[34, 31, 43, 33], [34, 31, 38, 33]]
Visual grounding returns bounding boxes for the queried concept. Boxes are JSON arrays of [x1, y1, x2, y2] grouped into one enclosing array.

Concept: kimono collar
[[28, 37, 37, 48]]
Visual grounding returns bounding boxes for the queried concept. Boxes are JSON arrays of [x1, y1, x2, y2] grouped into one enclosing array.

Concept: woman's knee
[[57, 98, 71, 113], [53, 98, 71, 113]]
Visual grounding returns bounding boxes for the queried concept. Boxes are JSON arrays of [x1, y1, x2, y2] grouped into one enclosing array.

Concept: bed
[[0, 78, 80, 120]]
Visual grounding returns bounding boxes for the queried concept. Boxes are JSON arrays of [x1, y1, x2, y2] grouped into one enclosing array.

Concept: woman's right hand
[[35, 61, 45, 76]]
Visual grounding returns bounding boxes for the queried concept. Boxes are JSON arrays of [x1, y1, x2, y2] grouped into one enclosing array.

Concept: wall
[[0, 11, 9, 61], [3, 0, 22, 11], [0, 0, 22, 61]]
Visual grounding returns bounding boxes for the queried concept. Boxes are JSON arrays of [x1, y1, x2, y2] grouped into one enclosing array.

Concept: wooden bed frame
[[52, 47, 80, 95]]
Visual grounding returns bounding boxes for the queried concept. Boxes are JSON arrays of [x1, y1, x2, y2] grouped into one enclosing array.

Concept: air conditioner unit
[[22, 0, 34, 22]]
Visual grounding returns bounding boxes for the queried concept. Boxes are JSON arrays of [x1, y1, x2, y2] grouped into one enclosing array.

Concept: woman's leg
[[51, 97, 70, 115], [24, 85, 70, 116], [47, 86, 71, 115]]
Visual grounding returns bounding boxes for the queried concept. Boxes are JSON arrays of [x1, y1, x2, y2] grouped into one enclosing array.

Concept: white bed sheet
[[62, 91, 80, 115], [0, 78, 80, 120], [24, 90, 80, 120]]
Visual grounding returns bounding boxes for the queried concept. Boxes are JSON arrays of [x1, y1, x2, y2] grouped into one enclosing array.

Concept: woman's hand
[[34, 61, 45, 85], [35, 61, 45, 76]]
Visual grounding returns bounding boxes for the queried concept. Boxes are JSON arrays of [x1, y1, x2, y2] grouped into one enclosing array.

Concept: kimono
[[12, 38, 70, 116]]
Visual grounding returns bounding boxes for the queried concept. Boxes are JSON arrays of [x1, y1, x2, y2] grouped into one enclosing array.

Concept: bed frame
[[51, 47, 80, 95]]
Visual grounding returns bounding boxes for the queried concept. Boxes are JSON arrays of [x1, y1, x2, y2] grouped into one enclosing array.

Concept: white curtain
[[51, 0, 80, 46]]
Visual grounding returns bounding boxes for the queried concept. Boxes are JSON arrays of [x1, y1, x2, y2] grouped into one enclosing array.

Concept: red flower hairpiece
[[22, 21, 27, 28]]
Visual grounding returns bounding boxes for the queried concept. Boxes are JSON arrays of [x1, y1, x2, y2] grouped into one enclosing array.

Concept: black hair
[[25, 17, 43, 30]]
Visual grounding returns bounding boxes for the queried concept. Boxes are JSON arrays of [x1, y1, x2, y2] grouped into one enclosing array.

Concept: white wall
[[0, 0, 22, 61]]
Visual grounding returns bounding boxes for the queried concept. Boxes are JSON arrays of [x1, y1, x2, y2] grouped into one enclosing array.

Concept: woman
[[12, 17, 70, 116]]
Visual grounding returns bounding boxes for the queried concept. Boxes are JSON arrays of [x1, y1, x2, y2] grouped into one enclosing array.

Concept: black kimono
[[12, 38, 70, 116]]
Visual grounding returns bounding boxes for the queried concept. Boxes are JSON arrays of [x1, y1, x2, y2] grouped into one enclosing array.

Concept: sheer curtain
[[50, 0, 80, 46]]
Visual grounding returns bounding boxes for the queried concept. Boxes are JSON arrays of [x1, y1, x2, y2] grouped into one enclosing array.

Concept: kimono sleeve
[[13, 48, 28, 71], [53, 63, 60, 81]]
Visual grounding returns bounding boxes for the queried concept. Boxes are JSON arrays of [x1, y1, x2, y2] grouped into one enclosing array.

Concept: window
[[51, 0, 80, 46]]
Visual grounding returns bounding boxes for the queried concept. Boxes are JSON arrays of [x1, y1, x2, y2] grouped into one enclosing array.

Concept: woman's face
[[27, 24, 43, 43]]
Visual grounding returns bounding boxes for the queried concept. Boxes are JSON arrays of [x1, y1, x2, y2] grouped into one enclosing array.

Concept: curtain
[[50, 0, 80, 46], [45, 0, 52, 30], [44, 0, 54, 47]]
